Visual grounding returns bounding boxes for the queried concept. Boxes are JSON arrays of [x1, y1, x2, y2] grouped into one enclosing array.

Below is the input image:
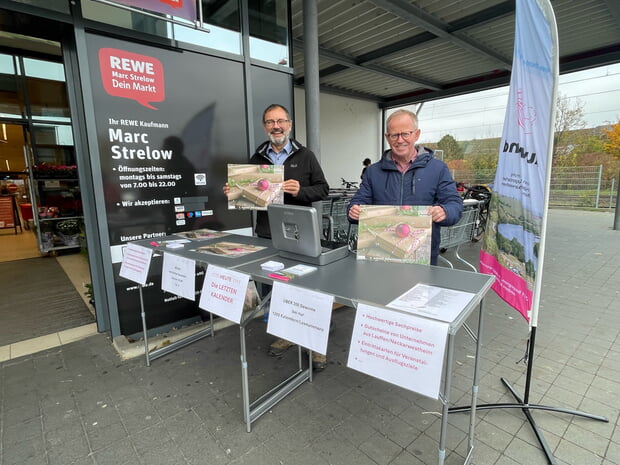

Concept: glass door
[[0, 52, 83, 253]]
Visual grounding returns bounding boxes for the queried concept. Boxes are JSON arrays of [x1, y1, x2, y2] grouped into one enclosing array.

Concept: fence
[[452, 165, 618, 210]]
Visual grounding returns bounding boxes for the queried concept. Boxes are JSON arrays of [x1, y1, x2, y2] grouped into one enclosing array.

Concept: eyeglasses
[[263, 119, 291, 127], [386, 131, 416, 141]]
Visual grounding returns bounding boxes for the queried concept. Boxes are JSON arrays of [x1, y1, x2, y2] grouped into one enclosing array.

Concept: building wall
[[293, 89, 382, 189]]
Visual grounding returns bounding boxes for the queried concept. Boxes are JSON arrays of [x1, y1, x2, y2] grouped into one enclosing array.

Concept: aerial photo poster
[[356, 205, 432, 264]]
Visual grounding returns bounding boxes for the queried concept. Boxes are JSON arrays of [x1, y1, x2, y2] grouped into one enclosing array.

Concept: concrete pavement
[[1, 209, 618, 465]]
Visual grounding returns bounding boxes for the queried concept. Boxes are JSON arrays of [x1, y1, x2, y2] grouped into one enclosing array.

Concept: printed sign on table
[[227, 164, 284, 210], [356, 205, 432, 264], [161, 252, 196, 301], [388, 283, 476, 323], [119, 243, 153, 285], [199, 265, 250, 324], [267, 281, 334, 355], [347, 303, 449, 399]]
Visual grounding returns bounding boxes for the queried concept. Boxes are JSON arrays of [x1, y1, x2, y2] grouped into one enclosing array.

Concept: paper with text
[[199, 265, 250, 323], [347, 303, 449, 399], [161, 252, 196, 301], [119, 243, 153, 285], [388, 283, 476, 323], [267, 282, 334, 355]]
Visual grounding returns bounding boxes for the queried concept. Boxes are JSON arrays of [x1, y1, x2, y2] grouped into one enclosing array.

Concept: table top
[[239, 253, 494, 332], [134, 232, 494, 332]]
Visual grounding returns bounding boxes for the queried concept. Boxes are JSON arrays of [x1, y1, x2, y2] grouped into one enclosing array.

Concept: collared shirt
[[267, 140, 293, 165], [392, 146, 418, 173]]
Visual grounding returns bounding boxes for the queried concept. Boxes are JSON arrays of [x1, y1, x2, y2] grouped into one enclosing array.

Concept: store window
[[0, 54, 26, 120], [23, 59, 71, 122], [3, 0, 69, 14], [248, 0, 289, 66], [82, 0, 242, 55], [81, 1, 290, 65]]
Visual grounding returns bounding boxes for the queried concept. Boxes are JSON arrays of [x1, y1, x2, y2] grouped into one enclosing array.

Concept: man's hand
[[348, 204, 361, 221], [282, 179, 300, 197], [428, 205, 446, 223]]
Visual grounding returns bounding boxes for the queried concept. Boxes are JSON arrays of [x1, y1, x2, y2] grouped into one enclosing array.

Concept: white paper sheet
[[119, 243, 153, 285], [387, 283, 476, 323], [199, 265, 250, 324], [267, 282, 334, 355], [161, 252, 196, 301], [347, 303, 449, 399]]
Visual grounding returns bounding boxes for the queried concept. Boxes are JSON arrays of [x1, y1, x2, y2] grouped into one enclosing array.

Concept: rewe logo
[[503, 141, 537, 165], [160, 0, 183, 7], [99, 48, 165, 109]]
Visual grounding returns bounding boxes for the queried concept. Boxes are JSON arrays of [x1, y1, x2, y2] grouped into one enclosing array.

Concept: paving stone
[[1, 210, 619, 465]]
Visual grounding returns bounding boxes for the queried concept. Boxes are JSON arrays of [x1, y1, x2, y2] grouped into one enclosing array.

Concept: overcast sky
[[406, 63, 620, 144]]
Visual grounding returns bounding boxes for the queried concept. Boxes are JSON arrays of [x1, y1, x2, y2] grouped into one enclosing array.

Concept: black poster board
[[85, 33, 251, 335]]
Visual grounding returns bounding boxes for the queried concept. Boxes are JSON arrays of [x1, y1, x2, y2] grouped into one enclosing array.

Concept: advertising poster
[[86, 33, 250, 334], [356, 205, 432, 264]]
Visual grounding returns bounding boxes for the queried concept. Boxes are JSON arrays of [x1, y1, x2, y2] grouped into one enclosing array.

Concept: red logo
[[98, 48, 165, 110], [160, 0, 183, 8]]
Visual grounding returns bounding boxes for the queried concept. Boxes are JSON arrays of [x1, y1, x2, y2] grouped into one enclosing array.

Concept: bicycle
[[340, 177, 358, 189], [462, 184, 492, 240]]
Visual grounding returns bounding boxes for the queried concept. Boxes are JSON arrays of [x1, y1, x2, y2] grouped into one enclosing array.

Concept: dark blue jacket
[[347, 147, 462, 264]]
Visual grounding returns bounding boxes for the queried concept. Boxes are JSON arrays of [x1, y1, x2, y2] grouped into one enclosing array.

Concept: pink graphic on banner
[[98, 48, 165, 110], [480, 250, 532, 320], [107, 0, 196, 22], [516, 90, 537, 134]]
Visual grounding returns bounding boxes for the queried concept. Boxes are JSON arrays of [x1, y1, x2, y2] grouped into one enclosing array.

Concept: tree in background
[[436, 134, 463, 162], [553, 93, 586, 166], [602, 119, 620, 157]]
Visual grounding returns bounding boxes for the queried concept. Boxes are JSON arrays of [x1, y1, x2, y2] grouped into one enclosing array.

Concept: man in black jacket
[[223, 104, 330, 370]]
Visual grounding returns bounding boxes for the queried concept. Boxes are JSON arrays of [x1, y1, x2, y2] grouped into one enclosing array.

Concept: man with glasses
[[223, 103, 330, 369], [225, 103, 329, 237], [347, 109, 462, 266]]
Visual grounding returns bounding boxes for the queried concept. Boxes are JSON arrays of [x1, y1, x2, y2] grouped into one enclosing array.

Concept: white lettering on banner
[[110, 145, 173, 160], [109, 55, 155, 74], [109, 128, 150, 144]]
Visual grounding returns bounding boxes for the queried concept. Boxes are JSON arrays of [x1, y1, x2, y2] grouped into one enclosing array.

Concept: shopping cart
[[439, 199, 479, 271], [319, 193, 359, 249]]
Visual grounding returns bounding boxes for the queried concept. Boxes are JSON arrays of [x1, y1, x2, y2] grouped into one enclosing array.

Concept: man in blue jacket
[[347, 109, 462, 265]]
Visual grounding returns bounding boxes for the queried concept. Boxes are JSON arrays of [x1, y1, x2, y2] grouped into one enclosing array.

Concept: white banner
[[480, 0, 558, 326]]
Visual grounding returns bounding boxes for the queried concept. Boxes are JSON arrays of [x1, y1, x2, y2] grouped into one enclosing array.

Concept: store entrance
[[0, 122, 39, 262], [0, 14, 96, 349]]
